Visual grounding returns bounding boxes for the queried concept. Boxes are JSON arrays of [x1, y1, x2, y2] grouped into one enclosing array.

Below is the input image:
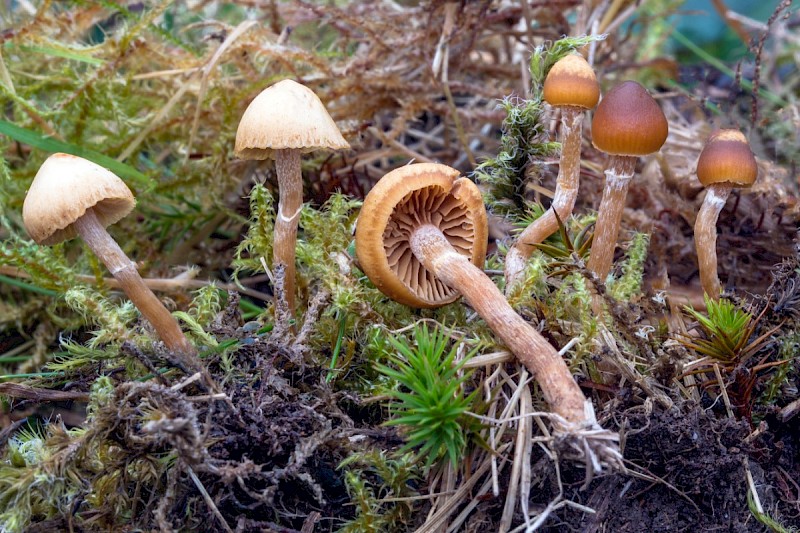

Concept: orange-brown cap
[[543, 54, 600, 110], [355, 163, 487, 308], [696, 129, 757, 188], [235, 79, 349, 160], [591, 81, 668, 156], [22, 153, 135, 246]]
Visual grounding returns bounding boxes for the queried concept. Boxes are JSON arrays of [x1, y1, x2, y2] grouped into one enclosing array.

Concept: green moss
[[608, 232, 649, 301]]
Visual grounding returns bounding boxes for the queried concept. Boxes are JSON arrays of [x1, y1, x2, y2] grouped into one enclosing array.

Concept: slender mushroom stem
[[506, 108, 583, 288], [274, 148, 302, 314], [694, 183, 732, 300], [587, 155, 637, 280], [73, 208, 197, 359], [411, 223, 588, 426]]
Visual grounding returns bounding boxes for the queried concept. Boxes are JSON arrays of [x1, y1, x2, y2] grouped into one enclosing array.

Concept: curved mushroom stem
[[695, 183, 732, 300], [587, 155, 637, 280], [506, 108, 583, 290], [413, 225, 585, 422], [274, 148, 301, 314], [73, 208, 198, 360], [410, 224, 621, 470]]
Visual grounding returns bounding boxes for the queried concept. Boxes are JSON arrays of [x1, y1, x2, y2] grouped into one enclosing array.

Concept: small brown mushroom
[[694, 129, 758, 299], [235, 79, 349, 313], [506, 54, 600, 288], [356, 163, 621, 468], [22, 153, 197, 359], [588, 81, 668, 280]]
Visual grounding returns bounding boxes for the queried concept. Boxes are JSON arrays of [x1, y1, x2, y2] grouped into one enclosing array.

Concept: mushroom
[[235, 79, 349, 313], [356, 163, 621, 467], [694, 129, 758, 299], [587, 81, 668, 280], [505, 53, 600, 289], [22, 153, 197, 359]]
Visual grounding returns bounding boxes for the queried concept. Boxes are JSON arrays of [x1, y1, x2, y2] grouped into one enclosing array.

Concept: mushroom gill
[[383, 185, 475, 303]]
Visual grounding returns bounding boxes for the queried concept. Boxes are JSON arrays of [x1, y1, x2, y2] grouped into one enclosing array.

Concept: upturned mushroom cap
[[591, 81, 668, 156], [22, 153, 135, 246], [235, 79, 350, 160], [696, 129, 758, 188], [543, 54, 600, 110], [356, 163, 488, 308]]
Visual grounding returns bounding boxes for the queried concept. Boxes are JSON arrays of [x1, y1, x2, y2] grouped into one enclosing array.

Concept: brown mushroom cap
[[543, 54, 600, 110], [22, 153, 135, 246], [355, 163, 488, 308], [234, 79, 350, 160], [696, 129, 758, 188], [591, 81, 668, 156]]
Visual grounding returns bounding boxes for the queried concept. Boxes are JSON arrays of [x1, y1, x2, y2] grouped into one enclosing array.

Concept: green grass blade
[[0, 355, 30, 363], [670, 30, 786, 107], [0, 371, 64, 380], [0, 120, 154, 188], [0, 274, 59, 296], [11, 43, 105, 66]]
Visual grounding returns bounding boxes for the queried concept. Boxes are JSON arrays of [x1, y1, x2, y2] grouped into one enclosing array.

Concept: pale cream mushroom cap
[[356, 163, 488, 308], [22, 153, 135, 246], [235, 79, 350, 160]]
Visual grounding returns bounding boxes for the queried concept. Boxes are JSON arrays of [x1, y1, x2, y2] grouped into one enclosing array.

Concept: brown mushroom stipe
[[22, 153, 197, 360], [587, 81, 668, 281], [357, 163, 621, 471], [506, 54, 600, 289], [694, 129, 758, 299], [235, 79, 349, 314]]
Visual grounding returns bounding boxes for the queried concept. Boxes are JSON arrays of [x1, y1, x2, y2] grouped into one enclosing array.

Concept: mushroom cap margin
[[22, 153, 135, 246], [696, 129, 758, 188], [543, 54, 600, 110], [235, 79, 350, 160], [355, 163, 488, 308]]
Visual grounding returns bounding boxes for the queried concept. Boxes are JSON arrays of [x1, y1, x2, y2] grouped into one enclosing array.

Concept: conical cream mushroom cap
[[235, 79, 350, 160], [23, 153, 135, 246]]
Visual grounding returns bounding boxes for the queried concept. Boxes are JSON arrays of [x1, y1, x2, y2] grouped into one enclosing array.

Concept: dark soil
[[517, 405, 800, 532], [4, 278, 798, 533], [9, 288, 798, 532]]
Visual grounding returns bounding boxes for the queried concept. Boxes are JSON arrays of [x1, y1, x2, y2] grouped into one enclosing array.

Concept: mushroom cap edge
[[696, 129, 758, 188], [355, 162, 488, 308], [591, 80, 668, 156], [235, 79, 350, 160], [22, 153, 135, 246]]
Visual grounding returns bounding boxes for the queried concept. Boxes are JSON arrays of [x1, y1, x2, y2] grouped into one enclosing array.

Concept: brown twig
[[0, 383, 90, 402]]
